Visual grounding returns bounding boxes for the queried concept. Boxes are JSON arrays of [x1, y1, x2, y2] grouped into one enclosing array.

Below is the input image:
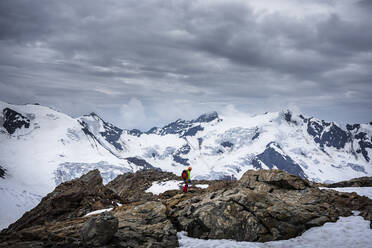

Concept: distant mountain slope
[[120, 109, 371, 183], [0, 101, 371, 230]]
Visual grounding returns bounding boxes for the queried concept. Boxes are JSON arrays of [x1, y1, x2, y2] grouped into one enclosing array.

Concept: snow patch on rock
[[84, 208, 113, 217], [145, 180, 182, 195]]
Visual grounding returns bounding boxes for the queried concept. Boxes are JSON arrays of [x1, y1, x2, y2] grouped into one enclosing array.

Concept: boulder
[[81, 212, 118, 247], [239, 169, 311, 191], [112, 201, 179, 247]]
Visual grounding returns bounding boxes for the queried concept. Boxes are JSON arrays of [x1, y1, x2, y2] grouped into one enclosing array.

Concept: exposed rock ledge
[[326, 176, 372, 188], [1, 169, 371, 247]]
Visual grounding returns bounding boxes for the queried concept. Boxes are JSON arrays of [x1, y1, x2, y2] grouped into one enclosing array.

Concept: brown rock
[[107, 169, 179, 203], [80, 212, 118, 246], [327, 176, 372, 188], [166, 169, 372, 242], [112, 201, 178, 247]]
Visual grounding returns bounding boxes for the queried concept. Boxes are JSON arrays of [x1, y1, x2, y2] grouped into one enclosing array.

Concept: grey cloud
[[0, 0, 371, 129]]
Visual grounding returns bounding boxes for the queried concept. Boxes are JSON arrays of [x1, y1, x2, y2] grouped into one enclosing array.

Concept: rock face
[[112, 201, 178, 247], [167, 170, 350, 242], [252, 143, 306, 178], [81, 212, 118, 246], [2, 108, 30, 134], [0, 166, 5, 179], [327, 176, 372, 187], [125, 157, 157, 170], [145, 111, 220, 136], [3, 169, 120, 233], [1, 169, 372, 247]]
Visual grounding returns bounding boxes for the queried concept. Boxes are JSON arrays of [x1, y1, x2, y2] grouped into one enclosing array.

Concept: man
[[182, 166, 192, 192]]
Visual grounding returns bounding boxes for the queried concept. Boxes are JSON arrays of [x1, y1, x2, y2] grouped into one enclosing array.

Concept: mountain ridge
[[0, 100, 371, 230]]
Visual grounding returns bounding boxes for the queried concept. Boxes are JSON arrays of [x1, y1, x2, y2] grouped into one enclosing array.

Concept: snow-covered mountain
[[0, 101, 371, 229], [121, 109, 372, 182], [0, 102, 148, 229]]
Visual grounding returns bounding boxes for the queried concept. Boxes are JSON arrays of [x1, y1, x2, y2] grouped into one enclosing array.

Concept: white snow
[[0, 186, 42, 230], [145, 180, 183, 195], [195, 184, 209, 189], [178, 215, 372, 248], [84, 208, 113, 217], [320, 187, 372, 199]]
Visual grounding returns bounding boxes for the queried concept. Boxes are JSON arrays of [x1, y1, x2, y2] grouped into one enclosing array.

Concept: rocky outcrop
[[327, 176, 372, 188], [3, 170, 121, 233], [239, 169, 311, 190], [166, 170, 352, 242], [252, 143, 306, 179], [1, 169, 371, 247], [0, 166, 5, 179], [2, 108, 30, 134], [80, 212, 118, 246], [112, 201, 178, 247], [106, 169, 179, 203]]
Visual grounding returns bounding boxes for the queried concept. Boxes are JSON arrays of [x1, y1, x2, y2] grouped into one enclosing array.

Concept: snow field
[[0, 186, 42, 230]]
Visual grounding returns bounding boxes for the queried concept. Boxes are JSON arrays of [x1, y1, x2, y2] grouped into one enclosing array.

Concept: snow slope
[[121, 109, 372, 183], [1, 101, 371, 230]]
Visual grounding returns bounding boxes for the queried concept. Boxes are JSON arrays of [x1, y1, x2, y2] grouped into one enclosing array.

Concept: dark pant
[[184, 179, 191, 184]]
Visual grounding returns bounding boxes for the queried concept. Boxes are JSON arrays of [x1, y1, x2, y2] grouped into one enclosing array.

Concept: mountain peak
[[193, 111, 219, 123], [80, 112, 104, 122]]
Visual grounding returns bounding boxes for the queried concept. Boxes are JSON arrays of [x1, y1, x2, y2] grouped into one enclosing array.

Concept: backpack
[[181, 170, 188, 180]]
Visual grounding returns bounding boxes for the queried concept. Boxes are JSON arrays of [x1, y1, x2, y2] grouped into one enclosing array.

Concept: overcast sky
[[0, 0, 371, 130]]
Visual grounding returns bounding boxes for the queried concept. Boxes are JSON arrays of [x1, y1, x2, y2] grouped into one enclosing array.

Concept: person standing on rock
[[182, 166, 192, 192]]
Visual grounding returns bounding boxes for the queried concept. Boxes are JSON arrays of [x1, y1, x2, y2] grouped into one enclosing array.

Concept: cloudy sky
[[0, 0, 371, 130]]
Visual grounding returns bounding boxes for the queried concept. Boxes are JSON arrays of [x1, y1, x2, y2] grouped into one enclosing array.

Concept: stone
[[166, 169, 371, 242], [81, 212, 118, 247], [327, 176, 372, 188], [106, 169, 179, 203], [239, 169, 310, 191], [113, 201, 179, 247]]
